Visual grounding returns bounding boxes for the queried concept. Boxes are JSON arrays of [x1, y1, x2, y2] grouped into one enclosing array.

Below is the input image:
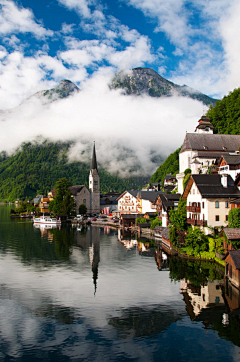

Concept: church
[[177, 115, 240, 194], [69, 143, 100, 214]]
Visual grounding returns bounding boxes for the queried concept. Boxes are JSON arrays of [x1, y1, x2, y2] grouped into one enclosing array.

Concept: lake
[[0, 205, 240, 361]]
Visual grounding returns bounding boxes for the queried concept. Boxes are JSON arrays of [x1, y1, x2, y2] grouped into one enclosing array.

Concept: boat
[[33, 215, 61, 225]]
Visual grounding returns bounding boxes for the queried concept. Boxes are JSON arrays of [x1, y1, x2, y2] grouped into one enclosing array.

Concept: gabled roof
[[219, 154, 240, 166], [227, 250, 240, 270], [223, 228, 240, 240], [182, 174, 240, 199], [138, 191, 162, 202], [69, 185, 86, 196], [158, 193, 181, 211], [116, 190, 138, 201], [180, 133, 240, 154]]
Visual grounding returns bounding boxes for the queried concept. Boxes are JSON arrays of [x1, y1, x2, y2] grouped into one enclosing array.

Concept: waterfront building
[[136, 191, 160, 214], [224, 250, 240, 289], [117, 190, 138, 214], [182, 174, 240, 230], [154, 193, 181, 227]]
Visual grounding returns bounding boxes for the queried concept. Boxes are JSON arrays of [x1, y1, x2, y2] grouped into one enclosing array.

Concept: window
[[202, 214, 205, 220], [215, 201, 219, 208], [83, 199, 86, 205], [225, 201, 229, 208], [193, 189, 195, 195], [202, 294, 205, 302], [216, 215, 219, 221], [202, 202, 205, 209], [226, 215, 228, 221]]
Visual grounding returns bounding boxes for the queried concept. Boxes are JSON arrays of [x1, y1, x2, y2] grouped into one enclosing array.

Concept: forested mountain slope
[[0, 142, 148, 201], [206, 88, 240, 134]]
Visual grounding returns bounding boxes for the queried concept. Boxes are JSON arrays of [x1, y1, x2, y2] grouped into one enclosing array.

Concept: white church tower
[[89, 142, 100, 214]]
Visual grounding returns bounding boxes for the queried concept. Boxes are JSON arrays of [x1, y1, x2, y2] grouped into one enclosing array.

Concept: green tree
[[228, 208, 240, 228], [185, 227, 209, 254], [78, 203, 87, 215], [151, 217, 162, 229], [169, 198, 187, 231], [49, 178, 75, 216]]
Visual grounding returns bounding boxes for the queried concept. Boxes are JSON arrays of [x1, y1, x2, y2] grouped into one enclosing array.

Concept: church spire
[[91, 142, 98, 172]]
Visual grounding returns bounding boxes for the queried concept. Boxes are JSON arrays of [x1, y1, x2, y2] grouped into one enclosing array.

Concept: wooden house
[[223, 228, 240, 253], [224, 250, 240, 289]]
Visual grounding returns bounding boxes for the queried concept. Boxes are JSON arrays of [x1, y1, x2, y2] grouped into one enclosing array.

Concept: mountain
[[0, 141, 148, 201], [111, 68, 217, 106], [27, 79, 79, 105]]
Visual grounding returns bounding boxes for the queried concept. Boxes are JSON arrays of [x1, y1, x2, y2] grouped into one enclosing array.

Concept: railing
[[187, 218, 207, 226], [187, 218, 196, 225], [187, 206, 201, 213]]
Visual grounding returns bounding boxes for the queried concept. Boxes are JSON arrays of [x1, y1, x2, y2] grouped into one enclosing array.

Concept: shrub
[[136, 217, 146, 224], [228, 208, 240, 228]]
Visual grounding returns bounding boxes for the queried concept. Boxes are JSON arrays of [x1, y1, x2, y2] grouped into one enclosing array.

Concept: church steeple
[[89, 142, 100, 214], [91, 142, 98, 172]]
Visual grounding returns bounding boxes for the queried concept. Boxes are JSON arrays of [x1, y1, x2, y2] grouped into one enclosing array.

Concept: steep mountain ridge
[[111, 68, 217, 106]]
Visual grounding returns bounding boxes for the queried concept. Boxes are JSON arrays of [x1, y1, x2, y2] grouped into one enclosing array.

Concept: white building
[[177, 115, 240, 194], [182, 174, 240, 230], [117, 190, 138, 214]]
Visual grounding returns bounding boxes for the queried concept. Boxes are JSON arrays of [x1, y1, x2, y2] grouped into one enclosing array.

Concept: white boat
[[33, 215, 61, 225]]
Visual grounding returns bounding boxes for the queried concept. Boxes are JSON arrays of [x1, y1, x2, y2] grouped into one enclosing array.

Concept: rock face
[[33, 79, 80, 104], [110, 68, 217, 106]]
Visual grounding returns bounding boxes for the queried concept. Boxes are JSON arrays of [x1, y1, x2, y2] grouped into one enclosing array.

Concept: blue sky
[[0, 0, 239, 110]]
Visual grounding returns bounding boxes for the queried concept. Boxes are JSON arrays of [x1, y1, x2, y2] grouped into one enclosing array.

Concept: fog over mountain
[[0, 69, 209, 176]]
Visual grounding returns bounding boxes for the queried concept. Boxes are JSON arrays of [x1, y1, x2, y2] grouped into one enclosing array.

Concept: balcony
[[187, 218, 207, 227], [187, 206, 201, 213]]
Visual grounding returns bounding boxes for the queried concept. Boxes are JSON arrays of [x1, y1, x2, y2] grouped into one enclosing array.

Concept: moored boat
[[33, 215, 61, 225]]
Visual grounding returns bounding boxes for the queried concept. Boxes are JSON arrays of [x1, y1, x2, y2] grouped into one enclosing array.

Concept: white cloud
[[0, 0, 53, 38], [57, 0, 95, 18], [0, 70, 204, 176], [108, 37, 154, 69]]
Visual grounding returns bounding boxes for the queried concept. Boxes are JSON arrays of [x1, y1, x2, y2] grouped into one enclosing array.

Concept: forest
[[0, 141, 148, 201]]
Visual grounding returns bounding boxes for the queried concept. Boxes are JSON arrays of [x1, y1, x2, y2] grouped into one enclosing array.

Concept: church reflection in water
[[75, 226, 100, 295]]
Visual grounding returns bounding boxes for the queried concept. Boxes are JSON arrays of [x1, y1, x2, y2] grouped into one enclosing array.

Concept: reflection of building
[[76, 227, 100, 294], [180, 279, 224, 319], [154, 246, 168, 271]]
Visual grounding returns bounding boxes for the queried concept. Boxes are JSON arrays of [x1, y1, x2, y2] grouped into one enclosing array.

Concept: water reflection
[[2, 205, 240, 361]]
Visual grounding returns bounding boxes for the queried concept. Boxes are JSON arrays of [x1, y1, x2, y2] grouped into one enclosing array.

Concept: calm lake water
[[1, 205, 240, 361]]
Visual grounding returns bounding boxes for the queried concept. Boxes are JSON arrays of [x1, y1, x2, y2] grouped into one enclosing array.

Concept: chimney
[[221, 174, 228, 188]]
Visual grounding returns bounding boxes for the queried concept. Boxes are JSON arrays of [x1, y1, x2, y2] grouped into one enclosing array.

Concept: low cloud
[[0, 71, 203, 176]]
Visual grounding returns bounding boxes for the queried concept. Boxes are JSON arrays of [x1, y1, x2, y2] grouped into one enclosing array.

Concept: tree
[[49, 178, 75, 216], [228, 208, 240, 228], [169, 198, 187, 231], [78, 203, 87, 215], [185, 227, 209, 254]]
